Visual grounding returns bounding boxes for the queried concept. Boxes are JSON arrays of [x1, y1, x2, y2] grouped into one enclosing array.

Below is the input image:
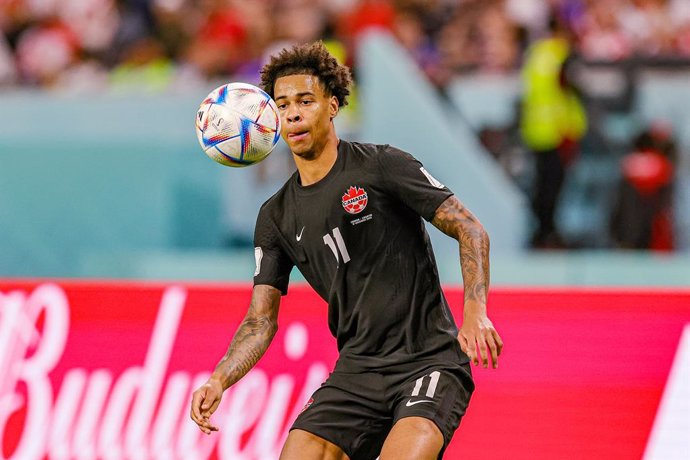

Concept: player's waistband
[[334, 340, 469, 374]]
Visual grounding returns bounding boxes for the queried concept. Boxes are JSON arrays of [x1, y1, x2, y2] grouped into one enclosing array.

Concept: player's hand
[[190, 378, 223, 434], [458, 312, 503, 369]]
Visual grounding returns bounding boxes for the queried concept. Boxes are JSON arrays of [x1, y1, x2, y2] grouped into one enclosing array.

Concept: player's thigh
[[280, 429, 350, 460], [291, 370, 390, 459], [379, 416, 443, 460], [389, 363, 474, 457]]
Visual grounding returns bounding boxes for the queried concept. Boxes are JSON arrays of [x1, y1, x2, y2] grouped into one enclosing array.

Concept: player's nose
[[285, 105, 301, 123], [287, 112, 301, 123]]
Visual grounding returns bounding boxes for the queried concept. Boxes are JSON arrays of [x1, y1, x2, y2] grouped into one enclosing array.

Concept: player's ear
[[329, 95, 339, 119]]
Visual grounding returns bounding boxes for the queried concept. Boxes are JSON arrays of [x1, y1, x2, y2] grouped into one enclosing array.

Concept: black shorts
[[290, 351, 474, 459]]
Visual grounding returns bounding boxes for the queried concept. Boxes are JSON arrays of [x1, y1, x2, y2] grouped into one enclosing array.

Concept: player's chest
[[287, 178, 390, 259]]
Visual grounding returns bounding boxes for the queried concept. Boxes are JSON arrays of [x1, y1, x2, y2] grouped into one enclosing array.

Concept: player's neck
[[294, 130, 339, 187]]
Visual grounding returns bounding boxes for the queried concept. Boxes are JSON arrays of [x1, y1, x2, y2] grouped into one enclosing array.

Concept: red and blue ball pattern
[[195, 83, 281, 167]]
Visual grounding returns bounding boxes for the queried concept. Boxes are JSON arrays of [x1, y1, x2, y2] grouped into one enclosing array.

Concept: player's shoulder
[[340, 140, 381, 162], [341, 140, 413, 165]]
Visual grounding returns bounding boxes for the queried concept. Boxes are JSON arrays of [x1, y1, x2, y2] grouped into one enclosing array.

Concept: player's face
[[274, 74, 338, 159]]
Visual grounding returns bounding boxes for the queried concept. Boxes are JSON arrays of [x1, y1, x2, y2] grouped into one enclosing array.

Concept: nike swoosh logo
[[406, 399, 433, 407], [296, 227, 305, 241]]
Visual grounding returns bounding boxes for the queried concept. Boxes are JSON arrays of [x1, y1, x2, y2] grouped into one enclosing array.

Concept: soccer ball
[[195, 82, 282, 167]]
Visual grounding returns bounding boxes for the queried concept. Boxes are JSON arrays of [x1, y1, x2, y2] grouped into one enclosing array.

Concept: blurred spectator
[[436, 0, 520, 77], [575, 0, 633, 61], [107, 0, 153, 66], [60, 0, 120, 55], [14, 20, 79, 86], [0, 34, 18, 84], [339, 0, 396, 42], [619, 0, 675, 56], [475, 1, 520, 73], [391, 6, 442, 83], [609, 123, 677, 251], [273, 0, 328, 44], [505, 0, 550, 39], [182, 0, 249, 79], [520, 16, 588, 248], [110, 35, 174, 91], [436, 6, 482, 75], [676, 19, 690, 56]]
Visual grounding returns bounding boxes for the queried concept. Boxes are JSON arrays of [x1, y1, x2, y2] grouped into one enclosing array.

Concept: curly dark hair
[[260, 41, 352, 108]]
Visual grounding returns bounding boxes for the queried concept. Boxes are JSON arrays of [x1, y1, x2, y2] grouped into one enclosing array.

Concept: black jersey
[[253, 140, 467, 369]]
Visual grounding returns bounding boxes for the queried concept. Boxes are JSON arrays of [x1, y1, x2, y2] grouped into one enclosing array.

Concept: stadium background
[[1, 0, 690, 458]]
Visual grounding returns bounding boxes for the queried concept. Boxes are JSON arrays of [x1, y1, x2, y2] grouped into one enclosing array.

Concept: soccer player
[[190, 41, 503, 460]]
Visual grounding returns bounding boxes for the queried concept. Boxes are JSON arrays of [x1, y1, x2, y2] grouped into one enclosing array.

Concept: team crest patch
[[342, 186, 368, 214]]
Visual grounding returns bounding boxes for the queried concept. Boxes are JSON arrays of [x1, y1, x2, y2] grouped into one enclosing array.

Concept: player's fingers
[[466, 335, 478, 365], [201, 394, 214, 413], [202, 397, 221, 420], [485, 334, 499, 368], [190, 390, 205, 424], [458, 333, 469, 355], [198, 417, 215, 435], [202, 418, 219, 432], [191, 393, 213, 434], [193, 389, 220, 432], [477, 334, 489, 368], [492, 329, 504, 356], [199, 412, 218, 434], [192, 414, 212, 434], [199, 388, 222, 433]]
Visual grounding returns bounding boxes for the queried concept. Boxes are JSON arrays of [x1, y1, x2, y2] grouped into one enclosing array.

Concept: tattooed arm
[[210, 284, 280, 388], [190, 284, 281, 434], [432, 195, 503, 369]]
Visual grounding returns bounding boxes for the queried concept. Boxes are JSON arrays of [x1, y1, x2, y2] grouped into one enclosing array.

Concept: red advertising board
[[1, 281, 689, 459]]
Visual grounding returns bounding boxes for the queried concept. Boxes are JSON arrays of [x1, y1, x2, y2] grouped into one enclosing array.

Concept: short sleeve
[[253, 206, 293, 295], [377, 145, 454, 221]]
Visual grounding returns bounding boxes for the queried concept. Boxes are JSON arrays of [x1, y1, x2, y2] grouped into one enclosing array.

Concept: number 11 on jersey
[[323, 227, 350, 263]]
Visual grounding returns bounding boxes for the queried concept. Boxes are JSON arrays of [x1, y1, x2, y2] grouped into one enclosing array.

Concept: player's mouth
[[287, 130, 309, 142]]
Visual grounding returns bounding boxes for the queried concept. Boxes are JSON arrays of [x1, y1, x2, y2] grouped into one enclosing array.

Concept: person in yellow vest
[[520, 17, 587, 248]]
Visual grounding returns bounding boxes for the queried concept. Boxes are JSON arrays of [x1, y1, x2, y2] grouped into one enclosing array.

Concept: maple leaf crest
[[342, 186, 365, 202], [342, 186, 368, 214]]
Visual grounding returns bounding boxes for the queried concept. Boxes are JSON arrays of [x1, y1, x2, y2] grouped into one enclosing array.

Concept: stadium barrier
[[1, 280, 689, 459]]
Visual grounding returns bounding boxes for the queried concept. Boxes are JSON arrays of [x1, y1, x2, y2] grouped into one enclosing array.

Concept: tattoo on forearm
[[432, 196, 490, 305], [214, 287, 279, 389]]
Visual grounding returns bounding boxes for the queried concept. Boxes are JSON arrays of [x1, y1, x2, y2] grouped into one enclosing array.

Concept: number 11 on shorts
[[412, 371, 440, 398]]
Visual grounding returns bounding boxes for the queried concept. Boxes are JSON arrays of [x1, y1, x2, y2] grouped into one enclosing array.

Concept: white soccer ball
[[195, 82, 282, 167]]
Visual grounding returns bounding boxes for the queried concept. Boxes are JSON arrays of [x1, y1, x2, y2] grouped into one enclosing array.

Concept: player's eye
[[301, 100, 313, 105], [277, 103, 287, 110]]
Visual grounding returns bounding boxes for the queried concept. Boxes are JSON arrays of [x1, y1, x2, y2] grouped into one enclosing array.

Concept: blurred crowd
[[1, 0, 686, 252], [2, 0, 690, 89]]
